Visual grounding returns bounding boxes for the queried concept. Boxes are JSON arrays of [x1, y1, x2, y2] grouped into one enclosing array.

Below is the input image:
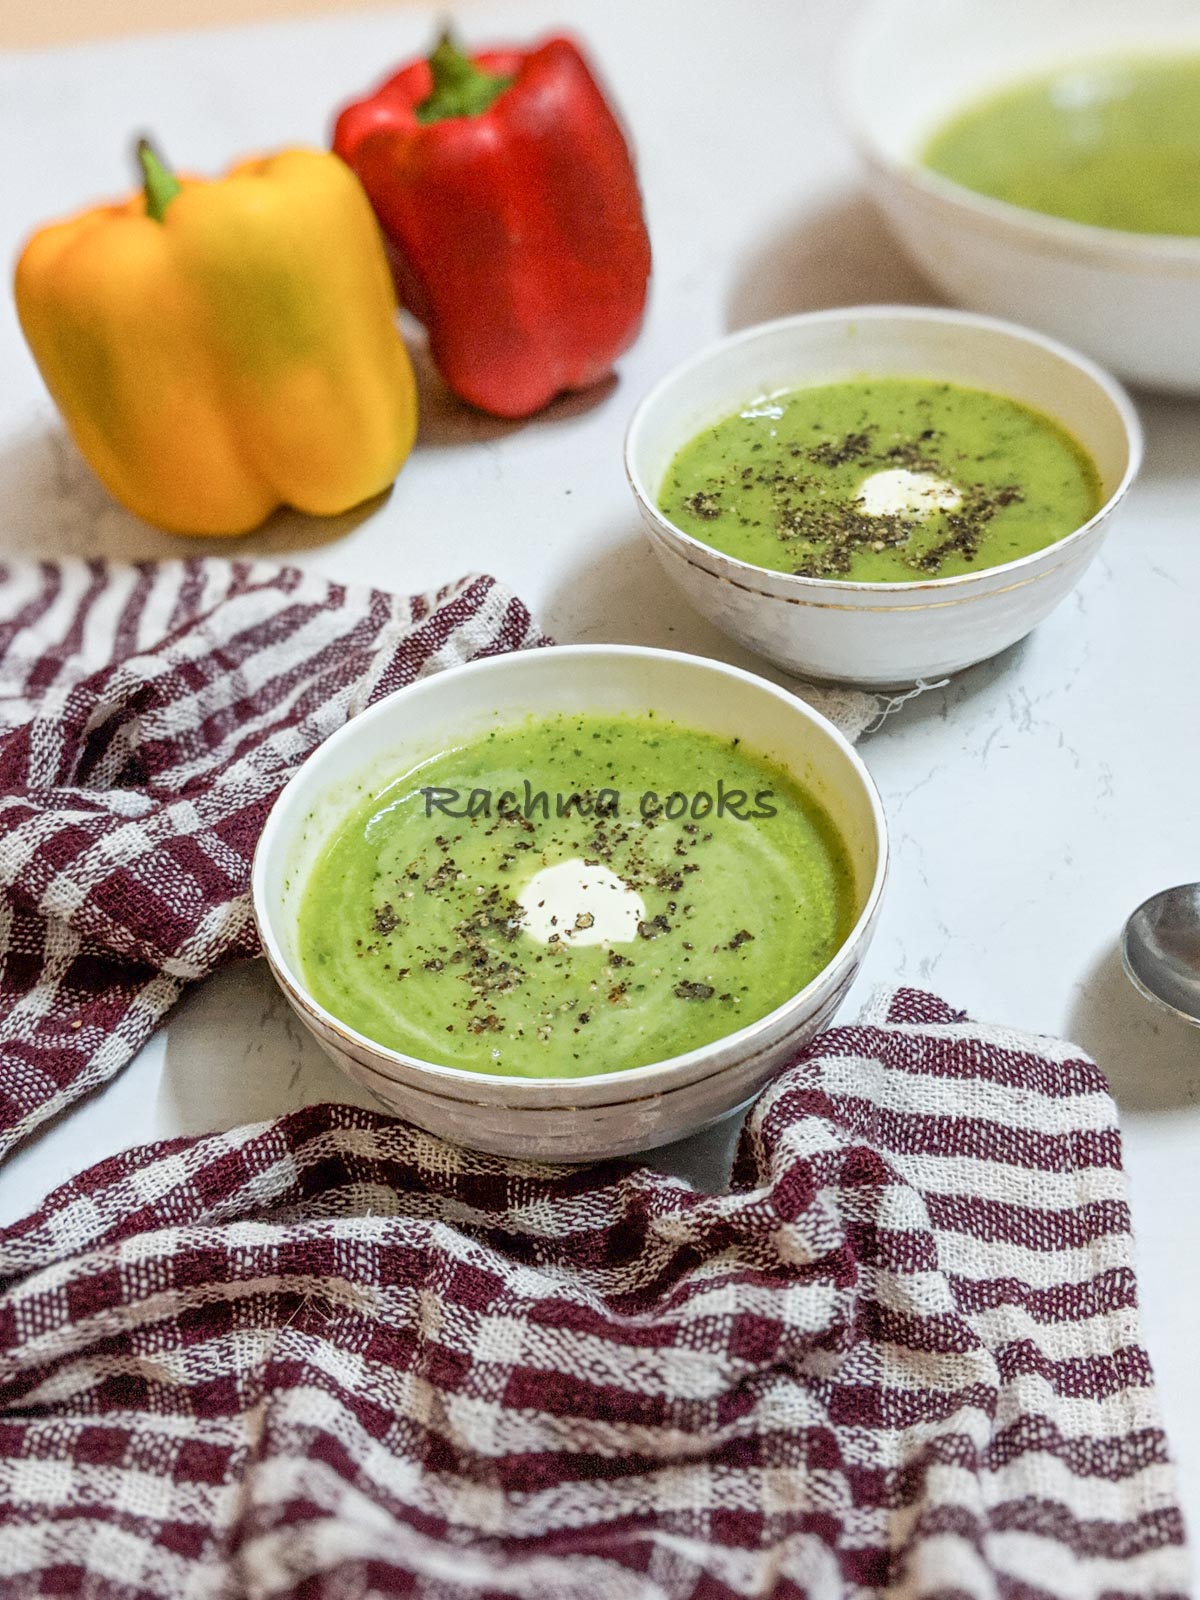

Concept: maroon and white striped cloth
[[0, 558, 547, 1160], [0, 559, 1188, 1594], [0, 987, 1186, 1596]]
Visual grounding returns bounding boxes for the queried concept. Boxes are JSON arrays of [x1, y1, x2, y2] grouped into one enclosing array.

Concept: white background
[[1, 0, 1197, 1542]]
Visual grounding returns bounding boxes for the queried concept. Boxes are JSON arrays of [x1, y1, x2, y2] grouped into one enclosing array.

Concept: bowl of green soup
[[626, 306, 1139, 687], [252, 646, 887, 1161], [844, 0, 1200, 390]]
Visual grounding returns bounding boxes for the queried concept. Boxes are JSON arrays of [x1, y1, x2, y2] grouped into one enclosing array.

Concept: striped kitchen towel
[[0, 986, 1186, 1597], [0, 558, 548, 1161]]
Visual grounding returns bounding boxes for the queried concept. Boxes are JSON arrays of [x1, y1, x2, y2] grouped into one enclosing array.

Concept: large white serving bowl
[[625, 306, 1140, 690], [252, 646, 888, 1162], [843, 0, 1200, 392]]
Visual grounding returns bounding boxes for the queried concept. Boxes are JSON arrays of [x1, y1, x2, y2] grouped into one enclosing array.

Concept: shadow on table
[[409, 334, 618, 453], [540, 529, 770, 663], [156, 960, 376, 1138], [541, 522, 1037, 738], [0, 423, 391, 563], [646, 1107, 747, 1192], [725, 191, 940, 331], [1068, 943, 1200, 1114], [1130, 390, 1200, 487]]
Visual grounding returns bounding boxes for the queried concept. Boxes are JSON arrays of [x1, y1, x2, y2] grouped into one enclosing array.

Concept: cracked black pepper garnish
[[468, 1012, 504, 1034], [424, 861, 458, 892], [658, 376, 1102, 584], [682, 490, 722, 519], [808, 430, 874, 469]]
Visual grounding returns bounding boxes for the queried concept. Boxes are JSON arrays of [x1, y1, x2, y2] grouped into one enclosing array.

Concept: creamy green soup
[[297, 713, 856, 1078], [658, 377, 1101, 583], [923, 54, 1200, 236]]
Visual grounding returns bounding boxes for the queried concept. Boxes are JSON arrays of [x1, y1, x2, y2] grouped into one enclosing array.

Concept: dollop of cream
[[856, 468, 962, 520], [516, 858, 645, 946]]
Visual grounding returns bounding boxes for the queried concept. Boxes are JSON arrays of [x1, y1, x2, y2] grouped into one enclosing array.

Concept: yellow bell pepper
[[14, 142, 418, 536]]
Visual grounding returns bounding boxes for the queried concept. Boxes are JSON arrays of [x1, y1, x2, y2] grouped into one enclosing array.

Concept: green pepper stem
[[415, 28, 514, 124], [137, 137, 181, 222]]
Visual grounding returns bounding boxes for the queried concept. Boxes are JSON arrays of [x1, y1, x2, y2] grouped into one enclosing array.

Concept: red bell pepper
[[332, 31, 652, 419]]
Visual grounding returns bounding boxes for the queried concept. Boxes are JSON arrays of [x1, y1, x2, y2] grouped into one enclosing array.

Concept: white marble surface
[[2, 0, 1199, 1543]]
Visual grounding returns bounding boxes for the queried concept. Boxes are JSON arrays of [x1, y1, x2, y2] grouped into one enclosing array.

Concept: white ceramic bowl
[[625, 306, 1140, 690], [843, 0, 1200, 392], [252, 645, 888, 1161]]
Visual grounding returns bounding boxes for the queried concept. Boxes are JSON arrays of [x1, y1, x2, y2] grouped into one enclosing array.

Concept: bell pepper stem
[[415, 28, 514, 124], [137, 137, 182, 222]]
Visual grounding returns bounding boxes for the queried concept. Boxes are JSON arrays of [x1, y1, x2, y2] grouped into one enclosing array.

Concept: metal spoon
[[1122, 884, 1200, 1027]]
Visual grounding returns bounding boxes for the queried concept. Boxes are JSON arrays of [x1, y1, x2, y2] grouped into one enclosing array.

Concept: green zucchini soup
[[922, 54, 1200, 237], [658, 377, 1101, 582], [296, 713, 856, 1077]]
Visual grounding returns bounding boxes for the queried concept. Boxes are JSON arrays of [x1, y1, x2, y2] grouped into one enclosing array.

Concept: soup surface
[[658, 377, 1101, 582], [923, 54, 1200, 236], [297, 713, 857, 1077]]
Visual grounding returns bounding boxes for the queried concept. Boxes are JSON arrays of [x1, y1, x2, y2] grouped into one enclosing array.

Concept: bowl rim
[[623, 304, 1143, 598], [839, 2, 1200, 265], [251, 643, 889, 1101]]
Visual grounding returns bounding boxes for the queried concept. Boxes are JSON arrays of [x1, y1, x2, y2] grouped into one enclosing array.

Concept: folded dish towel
[[0, 987, 1185, 1597], [0, 558, 548, 1159], [0, 558, 873, 1162]]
